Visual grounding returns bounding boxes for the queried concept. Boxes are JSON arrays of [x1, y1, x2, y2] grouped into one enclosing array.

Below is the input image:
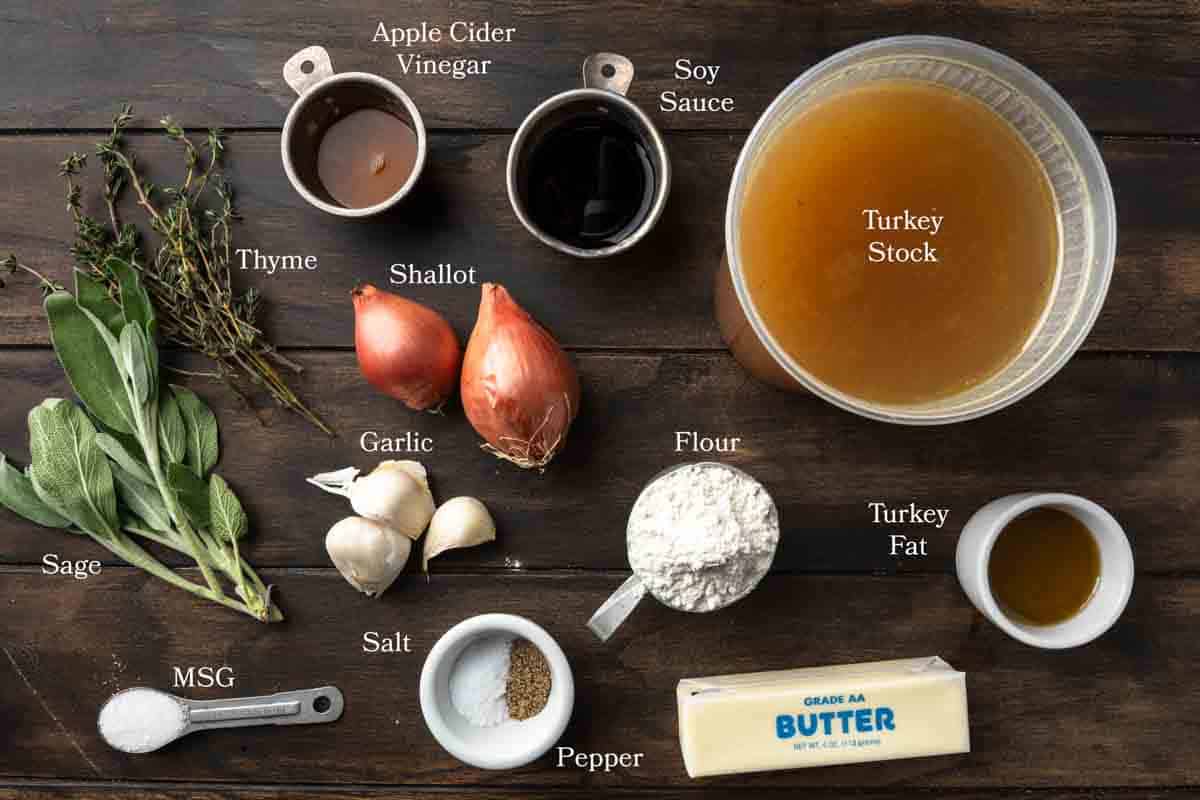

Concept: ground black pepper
[[506, 639, 551, 720]]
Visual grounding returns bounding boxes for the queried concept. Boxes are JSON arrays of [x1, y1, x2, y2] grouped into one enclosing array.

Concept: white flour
[[627, 463, 779, 612]]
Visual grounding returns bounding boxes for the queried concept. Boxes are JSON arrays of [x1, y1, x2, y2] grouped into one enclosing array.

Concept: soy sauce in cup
[[508, 53, 670, 259], [524, 114, 655, 249]]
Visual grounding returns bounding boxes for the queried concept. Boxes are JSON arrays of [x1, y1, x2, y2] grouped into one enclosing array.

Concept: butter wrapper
[[677, 656, 970, 777]]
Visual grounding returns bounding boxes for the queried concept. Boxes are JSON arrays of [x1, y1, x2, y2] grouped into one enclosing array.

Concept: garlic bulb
[[325, 516, 412, 597], [308, 460, 435, 540], [423, 496, 496, 572]]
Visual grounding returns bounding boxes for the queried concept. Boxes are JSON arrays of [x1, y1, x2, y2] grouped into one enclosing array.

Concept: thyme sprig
[[3, 254, 62, 295], [53, 105, 331, 434]]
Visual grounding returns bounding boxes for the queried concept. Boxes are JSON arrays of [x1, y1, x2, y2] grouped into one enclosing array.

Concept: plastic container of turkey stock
[[717, 35, 1117, 424]]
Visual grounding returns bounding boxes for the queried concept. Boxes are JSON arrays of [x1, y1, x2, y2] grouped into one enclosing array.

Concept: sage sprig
[[0, 258, 281, 622]]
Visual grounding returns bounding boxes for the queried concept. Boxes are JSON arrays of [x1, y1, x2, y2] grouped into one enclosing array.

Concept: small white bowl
[[419, 614, 574, 770], [956, 492, 1134, 649]]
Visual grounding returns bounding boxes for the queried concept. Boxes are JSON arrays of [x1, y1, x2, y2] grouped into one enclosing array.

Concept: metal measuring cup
[[507, 53, 672, 258], [587, 462, 779, 642], [280, 45, 428, 217]]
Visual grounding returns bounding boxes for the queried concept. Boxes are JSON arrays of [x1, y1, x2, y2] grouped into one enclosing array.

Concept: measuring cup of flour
[[587, 462, 779, 642]]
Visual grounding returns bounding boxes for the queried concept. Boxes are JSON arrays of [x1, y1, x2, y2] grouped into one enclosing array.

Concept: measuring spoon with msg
[[97, 686, 344, 754]]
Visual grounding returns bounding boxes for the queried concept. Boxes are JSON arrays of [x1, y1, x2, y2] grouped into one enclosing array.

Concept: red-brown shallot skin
[[461, 283, 580, 469], [352, 283, 462, 411]]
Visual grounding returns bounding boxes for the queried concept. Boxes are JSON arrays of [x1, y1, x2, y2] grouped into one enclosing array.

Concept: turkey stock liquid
[[739, 79, 1060, 405]]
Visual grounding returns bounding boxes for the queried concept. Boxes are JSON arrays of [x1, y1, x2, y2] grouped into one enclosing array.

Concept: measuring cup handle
[[583, 53, 635, 96], [283, 45, 335, 96], [587, 574, 648, 642], [188, 686, 344, 729]]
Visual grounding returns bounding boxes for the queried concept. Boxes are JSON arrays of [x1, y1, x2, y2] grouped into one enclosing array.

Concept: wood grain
[[0, 787, 1192, 799], [1, 350, 1196, 573], [0, 570, 1190, 787], [2, 3, 1197, 795], [2, 2, 1199, 134], [1, 134, 1198, 351]]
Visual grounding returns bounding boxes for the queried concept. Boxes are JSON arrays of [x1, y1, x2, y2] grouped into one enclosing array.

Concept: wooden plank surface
[[1, 350, 1197, 573], [3, 1, 1197, 796], [3, 2, 1199, 134], [2, 788, 1192, 800], [2, 134, 1198, 352], [0, 570, 1190, 787], [0, 789, 1192, 800]]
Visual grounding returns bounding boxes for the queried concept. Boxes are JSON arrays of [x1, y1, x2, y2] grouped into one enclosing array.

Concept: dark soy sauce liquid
[[525, 116, 655, 249]]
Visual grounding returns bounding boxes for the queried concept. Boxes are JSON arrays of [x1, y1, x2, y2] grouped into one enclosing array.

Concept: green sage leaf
[[74, 272, 125, 336], [172, 385, 219, 477], [108, 259, 159, 386], [94, 432, 154, 486], [107, 257, 156, 338], [0, 453, 73, 529], [119, 323, 154, 407], [209, 474, 248, 541], [157, 392, 187, 466], [112, 464, 173, 533], [28, 399, 120, 538], [44, 291, 135, 435], [101, 429, 147, 464], [167, 461, 211, 531]]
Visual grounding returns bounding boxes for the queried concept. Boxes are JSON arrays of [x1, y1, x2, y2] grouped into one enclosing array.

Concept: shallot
[[352, 283, 461, 411], [461, 284, 580, 470]]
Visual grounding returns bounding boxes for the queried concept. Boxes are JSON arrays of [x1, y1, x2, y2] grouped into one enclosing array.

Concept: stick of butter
[[677, 656, 969, 777]]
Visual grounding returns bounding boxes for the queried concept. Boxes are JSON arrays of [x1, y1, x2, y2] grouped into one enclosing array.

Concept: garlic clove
[[325, 516, 412, 597], [384, 459, 431, 491], [423, 496, 496, 572], [349, 460, 435, 540]]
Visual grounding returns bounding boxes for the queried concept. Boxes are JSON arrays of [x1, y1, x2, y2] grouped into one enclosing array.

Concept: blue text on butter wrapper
[[776, 697, 896, 739]]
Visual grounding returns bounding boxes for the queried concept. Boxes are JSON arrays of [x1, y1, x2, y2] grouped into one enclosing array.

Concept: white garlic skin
[[423, 496, 496, 571], [349, 460, 434, 540], [325, 516, 412, 597]]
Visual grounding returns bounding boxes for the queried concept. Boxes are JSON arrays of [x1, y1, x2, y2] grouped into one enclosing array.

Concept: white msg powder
[[449, 634, 514, 727], [98, 688, 187, 753], [628, 463, 779, 612]]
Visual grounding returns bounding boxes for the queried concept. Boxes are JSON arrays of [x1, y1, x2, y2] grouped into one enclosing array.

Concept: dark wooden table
[[2, 2, 1198, 798]]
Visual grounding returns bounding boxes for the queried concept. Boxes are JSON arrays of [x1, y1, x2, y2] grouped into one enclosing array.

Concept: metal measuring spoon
[[98, 686, 344, 754]]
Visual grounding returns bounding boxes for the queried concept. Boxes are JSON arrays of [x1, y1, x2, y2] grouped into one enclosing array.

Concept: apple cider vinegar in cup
[[719, 36, 1117, 424]]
